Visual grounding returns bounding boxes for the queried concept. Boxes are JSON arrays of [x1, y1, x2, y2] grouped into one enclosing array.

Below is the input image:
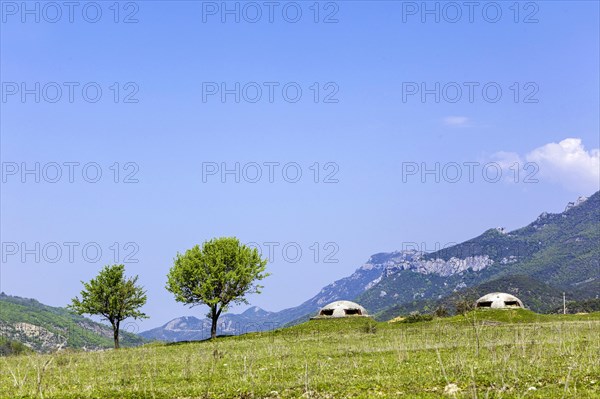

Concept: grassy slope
[[2, 311, 599, 398]]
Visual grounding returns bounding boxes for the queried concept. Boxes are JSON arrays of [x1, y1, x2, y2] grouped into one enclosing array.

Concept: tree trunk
[[210, 307, 221, 339], [113, 321, 120, 349], [210, 313, 218, 339]]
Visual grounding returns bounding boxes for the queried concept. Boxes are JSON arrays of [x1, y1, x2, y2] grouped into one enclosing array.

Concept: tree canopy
[[166, 237, 269, 339], [69, 264, 147, 349]]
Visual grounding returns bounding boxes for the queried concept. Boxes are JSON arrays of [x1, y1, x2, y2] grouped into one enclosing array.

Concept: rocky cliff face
[[1, 322, 65, 352], [382, 254, 494, 277]]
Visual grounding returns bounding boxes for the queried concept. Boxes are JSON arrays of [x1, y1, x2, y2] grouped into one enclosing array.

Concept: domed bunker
[[312, 300, 369, 319], [475, 292, 524, 309]]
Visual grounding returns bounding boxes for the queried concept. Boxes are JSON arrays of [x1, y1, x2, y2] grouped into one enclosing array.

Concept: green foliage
[[402, 311, 434, 323], [559, 298, 600, 314], [166, 237, 269, 338], [0, 337, 32, 356], [69, 265, 147, 349]]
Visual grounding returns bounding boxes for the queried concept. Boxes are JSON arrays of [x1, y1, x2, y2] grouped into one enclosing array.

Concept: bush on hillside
[[554, 299, 600, 314], [402, 312, 434, 323], [434, 305, 449, 318], [0, 338, 32, 356], [454, 298, 475, 315]]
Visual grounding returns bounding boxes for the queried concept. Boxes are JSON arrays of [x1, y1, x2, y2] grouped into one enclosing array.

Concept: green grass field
[[2, 310, 599, 398]]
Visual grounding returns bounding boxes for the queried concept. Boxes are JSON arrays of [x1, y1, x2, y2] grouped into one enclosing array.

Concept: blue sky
[[1, 1, 599, 330]]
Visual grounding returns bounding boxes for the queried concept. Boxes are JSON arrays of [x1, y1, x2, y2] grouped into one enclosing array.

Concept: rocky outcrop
[[384, 255, 494, 277]]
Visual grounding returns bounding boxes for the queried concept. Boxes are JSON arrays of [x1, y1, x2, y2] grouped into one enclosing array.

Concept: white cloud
[[443, 116, 471, 127], [491, 151, 522, 170], [493, 138, 599, 193], [525, 138, 599, 193]]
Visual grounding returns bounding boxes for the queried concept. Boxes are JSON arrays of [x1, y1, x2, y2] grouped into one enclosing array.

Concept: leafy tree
[[69, 264, 147, 349], [166, 237, 269, 339]]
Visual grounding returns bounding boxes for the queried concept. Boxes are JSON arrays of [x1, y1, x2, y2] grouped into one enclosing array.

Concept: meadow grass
[[1, 310, 599, 398]]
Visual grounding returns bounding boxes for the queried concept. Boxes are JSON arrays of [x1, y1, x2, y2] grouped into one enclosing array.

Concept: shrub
[[402, 312, 434, 323], [0, 338, 32, 356], [434, 305, 449, 318], [455, 298, 475, 315]]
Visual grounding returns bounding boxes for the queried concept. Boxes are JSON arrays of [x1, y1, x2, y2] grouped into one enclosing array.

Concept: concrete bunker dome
[[475, 292, 524, 309], [313, 300, 369, 318]]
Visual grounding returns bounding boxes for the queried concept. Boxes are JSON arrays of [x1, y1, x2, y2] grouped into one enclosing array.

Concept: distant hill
[[358, 192, 599, 314], [374, 274, 592, 321], [142, 192, 599, 340], [554, 298, 600, 314], [0, 293, 148, 353], [140, 250, 392, 341], [140, 307, 276, 341]]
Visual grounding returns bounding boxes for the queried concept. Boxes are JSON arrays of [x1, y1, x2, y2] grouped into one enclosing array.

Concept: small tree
[[166, 237, 269, 339], [434, 304, 449, 318], [69, 264, 147, 349], [455, 297, 475, 316]]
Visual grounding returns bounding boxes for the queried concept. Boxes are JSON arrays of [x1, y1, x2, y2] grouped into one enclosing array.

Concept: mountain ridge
[[142, 192, 599, 340], [357, 192, 599, 313]]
